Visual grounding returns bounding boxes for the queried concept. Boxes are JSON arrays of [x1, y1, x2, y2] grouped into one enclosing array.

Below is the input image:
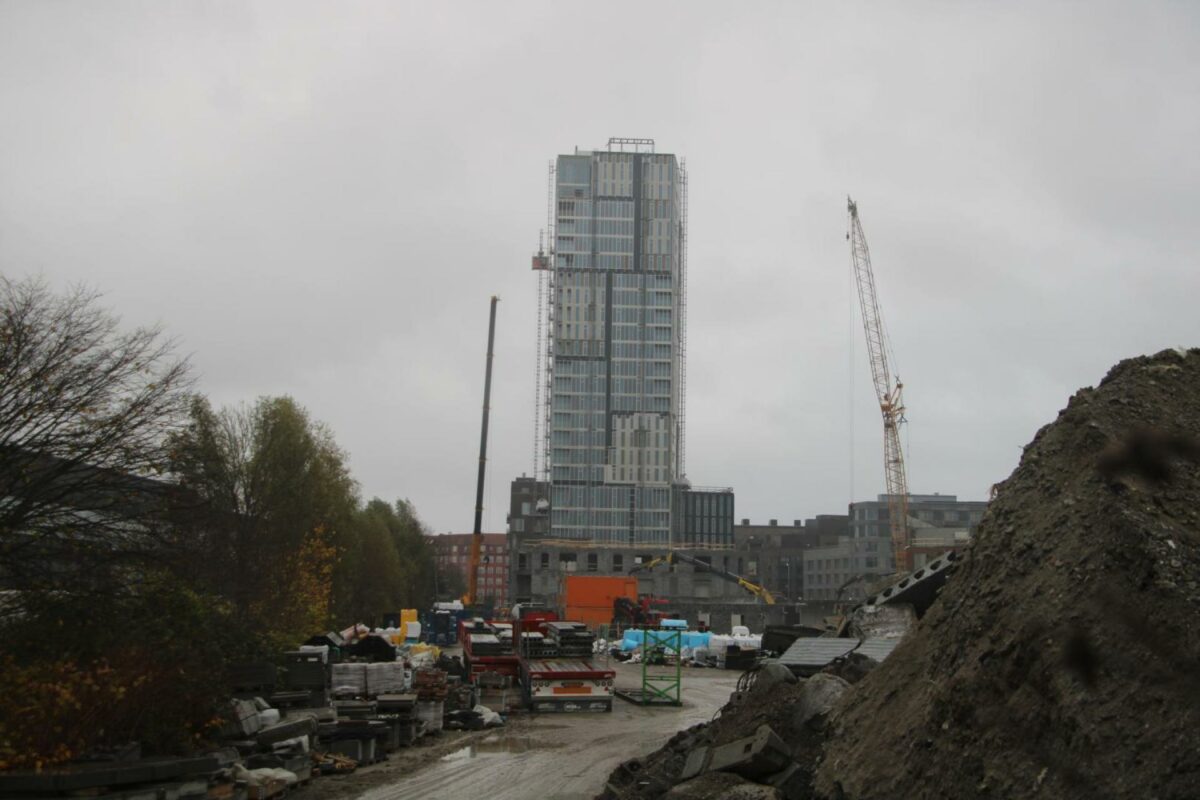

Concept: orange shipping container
[[562, 575, 638, 627], [563, 575, 638, 608]]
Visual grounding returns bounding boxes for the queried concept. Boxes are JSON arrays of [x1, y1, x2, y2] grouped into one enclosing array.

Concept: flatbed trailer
[[520, 657, 615, 713], [460, 621, 521, 684], [464, 651, 521, 683]]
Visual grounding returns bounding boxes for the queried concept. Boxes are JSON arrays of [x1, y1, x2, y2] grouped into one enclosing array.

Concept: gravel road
[[357, 663, 740, 800]]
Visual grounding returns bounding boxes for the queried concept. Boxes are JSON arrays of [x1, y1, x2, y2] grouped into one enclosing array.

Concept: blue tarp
[[620, 629, 711, 652]]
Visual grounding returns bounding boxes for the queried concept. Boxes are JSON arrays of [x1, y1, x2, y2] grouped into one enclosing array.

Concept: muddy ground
[[291, 662, 742, 800]]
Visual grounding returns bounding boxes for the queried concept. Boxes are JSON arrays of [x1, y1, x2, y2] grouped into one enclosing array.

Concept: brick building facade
[[429, 533, 509, 607]]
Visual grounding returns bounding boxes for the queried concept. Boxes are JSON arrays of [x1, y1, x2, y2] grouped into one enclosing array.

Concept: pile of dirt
[[816, 347, 1200, 799], [600, 662, 873, 799]]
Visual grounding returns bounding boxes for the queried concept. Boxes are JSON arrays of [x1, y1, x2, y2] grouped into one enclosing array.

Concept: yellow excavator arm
[[631, 551, 776, 604]]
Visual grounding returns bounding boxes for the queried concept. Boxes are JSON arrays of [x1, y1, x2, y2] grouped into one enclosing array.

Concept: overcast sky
[[2, 2, 1197, 535]]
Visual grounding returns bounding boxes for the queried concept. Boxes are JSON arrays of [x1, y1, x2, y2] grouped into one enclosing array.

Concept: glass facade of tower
[[548, 148, 683, 546]]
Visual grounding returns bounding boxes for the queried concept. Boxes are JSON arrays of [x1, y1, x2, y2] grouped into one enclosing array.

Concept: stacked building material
[[466, 633, 504, 656], [316, 720, 389, 765], [413, 668, 448, 701], [365, 662, 408, 695], [375, 694, 423, 748], [544, 621, 594, 657], [222, 698, 262, 739], [415, 700, 444, 734], [445, 680, 476, 713], [521, 631, 558, 658], [331, 663, 367, 697], [333, 699, 377, 720], [494, 628, 516, 654], [491, 623, 515, 654]]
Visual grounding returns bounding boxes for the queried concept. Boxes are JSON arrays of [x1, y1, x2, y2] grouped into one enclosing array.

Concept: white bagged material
[[366, 662, 407, 695], [332, 663, 367, 696], [255, 768, 298, 786], [415, 700, 444, 733], [473, 703, 503, 727], [298, 645, 329, 663], [234, 766, 298, 786], [407, 649, 436, 669], [339, 623, 370, 642], [257, 709, 281, 728]]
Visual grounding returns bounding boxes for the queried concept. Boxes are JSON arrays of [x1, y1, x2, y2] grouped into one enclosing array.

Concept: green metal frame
[[616, 626, 682, 706]]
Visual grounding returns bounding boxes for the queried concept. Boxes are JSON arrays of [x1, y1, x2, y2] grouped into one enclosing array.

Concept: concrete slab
[[679, 746, 709, 781], [707, 725, 791, 781], [777, 637, 901, 675], [776, 639, 858, 673]]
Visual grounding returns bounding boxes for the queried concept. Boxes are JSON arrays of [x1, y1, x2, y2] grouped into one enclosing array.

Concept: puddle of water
[[440, 735, 536, 761]]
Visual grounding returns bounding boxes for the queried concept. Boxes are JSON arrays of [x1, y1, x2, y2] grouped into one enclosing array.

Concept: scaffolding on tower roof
[[607, 137, 655, 153]]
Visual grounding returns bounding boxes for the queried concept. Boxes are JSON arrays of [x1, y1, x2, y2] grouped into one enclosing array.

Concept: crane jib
[[847, 198, 912, 574]]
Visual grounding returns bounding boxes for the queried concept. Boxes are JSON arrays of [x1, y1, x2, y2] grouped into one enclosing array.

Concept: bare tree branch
[[0, 275, 193, 606]]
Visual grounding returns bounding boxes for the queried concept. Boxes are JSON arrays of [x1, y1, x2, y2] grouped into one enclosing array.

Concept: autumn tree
[[0, 276, 245, 768], [167, 395, 357, 646], [0, 276, 191, 610], [386, 498, 437, 607], [333, 498, 437, 623]]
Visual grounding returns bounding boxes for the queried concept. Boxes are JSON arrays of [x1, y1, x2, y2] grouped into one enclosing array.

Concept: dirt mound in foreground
[[816, 348, 1200, 800]]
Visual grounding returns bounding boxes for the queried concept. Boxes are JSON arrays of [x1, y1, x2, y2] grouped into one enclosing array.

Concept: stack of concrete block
[[222, 698, 262, 739], [377, 694, 421, 748]]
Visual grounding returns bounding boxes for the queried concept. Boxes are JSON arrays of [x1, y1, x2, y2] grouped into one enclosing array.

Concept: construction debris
[[0, 614, 502, 800], [600, 348, 1200, 800]]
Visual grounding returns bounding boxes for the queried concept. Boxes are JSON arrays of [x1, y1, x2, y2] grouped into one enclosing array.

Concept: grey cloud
[[2, 1, 1197, 533]]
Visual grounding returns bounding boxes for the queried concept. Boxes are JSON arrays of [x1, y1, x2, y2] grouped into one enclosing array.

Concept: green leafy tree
[[388, 499, 438, 607], [435, 557, 468, 602], [333, 498, 437, 622], [167, 395, 357, 645], [334, 507, 403, 625]]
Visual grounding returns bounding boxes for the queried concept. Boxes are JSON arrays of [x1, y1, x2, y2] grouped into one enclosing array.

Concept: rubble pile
[[600, 660, 874, 800], [600, 348, 1200, 800], [0, 622, 501, 799], [816, 348, 1200, 799]]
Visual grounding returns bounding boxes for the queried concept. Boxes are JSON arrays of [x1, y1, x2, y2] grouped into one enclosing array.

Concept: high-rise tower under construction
[[531, 138, 731, 549]]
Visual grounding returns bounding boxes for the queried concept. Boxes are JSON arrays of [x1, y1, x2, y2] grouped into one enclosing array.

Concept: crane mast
[[847, 198, 911, 574], [466, 295, 499, 606]]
